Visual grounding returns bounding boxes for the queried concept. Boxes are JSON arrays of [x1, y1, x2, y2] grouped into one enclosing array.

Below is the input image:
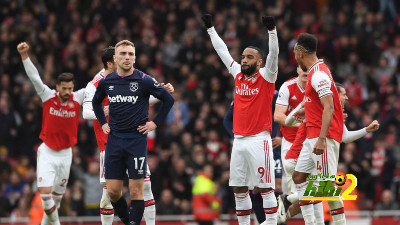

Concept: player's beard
[[298, 62, 308, 72], [60, 94, 70, 102], [241, 62, 257, 76]]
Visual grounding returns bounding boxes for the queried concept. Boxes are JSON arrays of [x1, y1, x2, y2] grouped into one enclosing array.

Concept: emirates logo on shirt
[[236, 83, 259, 96]]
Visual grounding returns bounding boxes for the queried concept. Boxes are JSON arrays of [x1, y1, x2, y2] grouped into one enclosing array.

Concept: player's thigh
[[247, 137, 275, 189], [37, 143, 56, 188], [281, 137, 293, 163], [229, 138, 248, 187], [104, 134, 126, 180], [312, 138, 340, 181], [295, 138, 315, 174], [52, 148, 72, 194], [283, 158, 297, 193], [126, 136, 148, 179]]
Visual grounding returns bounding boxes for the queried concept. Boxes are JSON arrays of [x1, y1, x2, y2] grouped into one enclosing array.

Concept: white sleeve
[[82, 82, 97, 120], [342, 125, 368, 144], [311, 71, 333, 98], [207, 27, 241, 78], [73, 88, 85, 105], [149, 95, 160, 105], [285, 103, 304, 126], [260, 29, 279, 83], [22, 57, 54, 102], [276, 83, 290, 106]]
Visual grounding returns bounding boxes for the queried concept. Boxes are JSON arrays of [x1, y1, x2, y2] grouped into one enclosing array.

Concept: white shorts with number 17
[[229, 131, 275, 190]]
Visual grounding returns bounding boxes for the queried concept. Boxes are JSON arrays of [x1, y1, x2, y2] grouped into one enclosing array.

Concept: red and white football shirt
[[304, 60, 343, 143], [83, 69, 108, 151], [276, 77, 305, 142], [233, 71, 275, 135]]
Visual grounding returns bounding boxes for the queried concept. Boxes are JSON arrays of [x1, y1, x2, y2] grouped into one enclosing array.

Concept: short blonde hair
[[115, 40, 135, 49]]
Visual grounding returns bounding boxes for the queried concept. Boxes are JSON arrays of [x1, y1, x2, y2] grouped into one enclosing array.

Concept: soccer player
[[83, 46, 174, 225], [17, 42, 85, 225], [223, 90, 284, 224], [92, 40, 174, 225], [274, 66, 307, 197], [202, 14, 279, 225], [277, 82, 379, 224], [290, 33, 345, 225]]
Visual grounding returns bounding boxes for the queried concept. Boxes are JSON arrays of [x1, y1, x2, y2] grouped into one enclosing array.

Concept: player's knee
[[129, 185, 144, 200], [107, 189, 121, 202], [292, 172, 306, 184], [233, 186, 248, 193], [258, 187, 274, 193], [38, 187, 52, 195]]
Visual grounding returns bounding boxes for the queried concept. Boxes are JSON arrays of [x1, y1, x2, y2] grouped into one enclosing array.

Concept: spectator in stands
[[375, 189, 399, 210], [156, 189, 180, 215]]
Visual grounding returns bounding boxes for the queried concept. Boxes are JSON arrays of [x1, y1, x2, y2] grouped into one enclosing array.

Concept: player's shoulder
[[283, 77, 298, 86], [90, 70, 105, 85]]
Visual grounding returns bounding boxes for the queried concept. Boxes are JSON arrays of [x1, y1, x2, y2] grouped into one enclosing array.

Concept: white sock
[[143, 177, 156, 225], [295, 181, 308, 201], [261, 190, 277, 225], [41, 193, 60, 225], [313, 201, 324, 225], [328, 198, 346, 225], [287, 192, 299, 203], [299, 201, 315, 225], [52, 194, 63, 209], [234, 191, 252, 225], [100, 187, 114, 225]]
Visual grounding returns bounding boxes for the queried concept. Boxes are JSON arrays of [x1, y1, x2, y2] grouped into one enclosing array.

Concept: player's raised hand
[[17, 42, 30, 60], [138, 121, 157, 134], [366, 120, 379, 133], [102, 123, 110, 134], [262, 16, 276, 31], [162, 83, 174, 93], [201, 14, 213, 29]]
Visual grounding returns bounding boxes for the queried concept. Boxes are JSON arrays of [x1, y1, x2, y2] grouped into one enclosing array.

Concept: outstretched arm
[[202, 14, 241, 77], [342, 120, 379, 143], [260, 16, 279, 83], [18, 42, 53, 102]]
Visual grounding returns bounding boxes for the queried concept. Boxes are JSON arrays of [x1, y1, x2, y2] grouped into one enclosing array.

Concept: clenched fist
[[17, 42, 30, 60]]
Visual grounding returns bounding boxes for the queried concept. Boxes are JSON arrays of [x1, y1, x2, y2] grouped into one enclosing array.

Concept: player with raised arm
[[92, 40, 174, 225], [17, 42, 85, 225], [83, 46, 174, 225], [277, 82, 379, 224], [202, 14, 279, 225]]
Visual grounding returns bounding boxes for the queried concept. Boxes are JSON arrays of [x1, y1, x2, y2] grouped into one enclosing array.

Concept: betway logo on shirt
[[50, 107, 76, 118], [236, 83, 259, 96], [108, 95, 138, 104]]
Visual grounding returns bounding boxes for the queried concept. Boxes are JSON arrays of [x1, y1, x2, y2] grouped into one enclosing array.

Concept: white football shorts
[[37, 143, 72, 194], [295, 137, 340, 181], [229, 131, 275, 190]]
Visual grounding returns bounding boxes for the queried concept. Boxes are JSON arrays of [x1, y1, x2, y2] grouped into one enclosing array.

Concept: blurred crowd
[[0, 0, 400, 219]]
